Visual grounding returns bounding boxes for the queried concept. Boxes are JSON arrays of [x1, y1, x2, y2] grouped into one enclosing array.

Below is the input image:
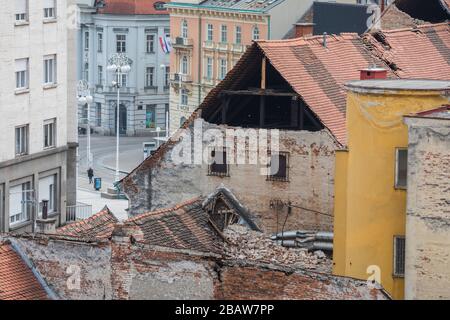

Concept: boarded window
[[267, 152, 289, 182], [208, 148, 228, 177], [393, 236, 405, 277], [395, 148, 408, 189]]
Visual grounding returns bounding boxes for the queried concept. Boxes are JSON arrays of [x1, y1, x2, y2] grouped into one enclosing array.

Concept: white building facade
[[77, 0, 171, 136], [0, 0, 78, 233]]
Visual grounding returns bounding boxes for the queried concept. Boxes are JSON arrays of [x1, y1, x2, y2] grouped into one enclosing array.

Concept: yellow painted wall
[[333, 88, 450, 300]]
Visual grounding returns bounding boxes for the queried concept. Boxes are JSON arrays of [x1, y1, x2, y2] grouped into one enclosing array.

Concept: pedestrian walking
[[87, 167, 94, 184]]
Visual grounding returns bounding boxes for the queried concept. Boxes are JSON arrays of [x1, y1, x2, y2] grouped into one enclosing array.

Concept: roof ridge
[[126, 197, 202, 223], [56, 207, 118, 233]]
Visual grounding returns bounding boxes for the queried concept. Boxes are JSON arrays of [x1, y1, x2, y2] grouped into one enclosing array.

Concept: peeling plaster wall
[[11, 238, 112, 300], [124, 120, 338, 233], [405, 117, 450, 300]]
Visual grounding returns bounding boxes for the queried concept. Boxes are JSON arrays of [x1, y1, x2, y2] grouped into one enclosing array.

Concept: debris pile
[[223, 225, 332, 273]]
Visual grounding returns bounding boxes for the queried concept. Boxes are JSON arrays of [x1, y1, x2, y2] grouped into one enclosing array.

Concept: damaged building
[[120, 23, 450, 235], [0, 189, 389, 300]]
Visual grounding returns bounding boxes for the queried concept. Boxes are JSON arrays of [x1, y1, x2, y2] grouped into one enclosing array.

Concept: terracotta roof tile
[[125, 198, 223, 254], [56, 207, 118, 241], [98, 0, 168, 15], [0, 243, 49, 300]]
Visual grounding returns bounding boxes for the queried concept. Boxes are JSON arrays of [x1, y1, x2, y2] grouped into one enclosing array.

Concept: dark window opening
[[208, 148, 229, 177], [393, 236, 405, 277], [267, 152, 289, 182]]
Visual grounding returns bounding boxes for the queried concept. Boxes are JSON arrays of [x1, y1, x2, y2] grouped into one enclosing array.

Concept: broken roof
[[0, 242, 49, 300], [124, 198, 224, 254], [55, 206, 118, 241]]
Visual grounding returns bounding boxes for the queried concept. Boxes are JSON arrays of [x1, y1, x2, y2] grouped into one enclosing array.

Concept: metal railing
[[66, 202, 93, 222]]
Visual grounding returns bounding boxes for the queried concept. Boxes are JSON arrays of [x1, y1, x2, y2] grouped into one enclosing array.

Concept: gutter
[[8, 238, 60, 300]]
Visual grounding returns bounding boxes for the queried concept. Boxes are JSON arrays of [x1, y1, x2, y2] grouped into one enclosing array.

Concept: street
[[77, 134, 156, 220]]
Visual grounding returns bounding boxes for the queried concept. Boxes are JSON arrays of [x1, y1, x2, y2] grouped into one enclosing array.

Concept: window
[[9, 182, 32, 226], [181, 20, 188, 39], [180, 116, 187, 127], [116, 34, 126, 53], [84, 31, 89, 51], [395, 148, 408, 189], [208, 148, 229, 177], [96, 103, 102, 126], [207, 24, 213, 41], [43, 119, 56, 149], [98, 33, 103, 52], [267, 152, 289, 182], [252, 26, 260, 40], [393, 236, 405, 277], [164, 66, 170, 87], [97, 65, 103, 85], [205, 57, 213, 80], [38, 175, 57, 217], [219, 58, 227, 80], [43, 0, 56, 19], [181, 89, 188, 106], [235, 26, 242, 44], [84, 63, 89, 82], [180, 55, 188, 75], [145, 105, 156, 129], [15, 58, 29, 90], [146, 34, 155, 53], [145, 67, 155, 87], [221, 25, 227, 43], [121, 74, 127, 87], [15, 125, 29, 156], [15, 0, 28, 22], [43, 55, 56, 85]]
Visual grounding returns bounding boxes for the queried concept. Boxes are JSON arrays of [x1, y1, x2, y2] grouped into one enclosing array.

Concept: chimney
[[293, 23, 314, 38], [35, 200, 57, 234], [360, 64, 388, 80], [323, 32, 327, 48]]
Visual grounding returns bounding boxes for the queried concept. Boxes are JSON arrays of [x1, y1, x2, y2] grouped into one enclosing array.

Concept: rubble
[[223, 225, 332, 273]]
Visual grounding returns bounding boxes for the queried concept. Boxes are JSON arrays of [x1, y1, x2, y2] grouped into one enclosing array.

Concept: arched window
[[181, 20, 188, 39], [180, 90, 188, 106], [252, 26, 260, 41], [180, 55, 188, 75]]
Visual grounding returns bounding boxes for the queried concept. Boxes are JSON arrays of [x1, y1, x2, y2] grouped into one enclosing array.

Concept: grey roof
[[171, 0, 285, 12]]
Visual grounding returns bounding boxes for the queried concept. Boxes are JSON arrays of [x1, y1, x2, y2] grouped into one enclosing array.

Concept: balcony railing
[[172, 37, 194, 48], [203, 41, 215, 50], [66, 202, 93, 222], [231, 43, 245, 53], [170, 73, 192, 83], [217, 42, 229, 51], [103, 86, 137, 95]]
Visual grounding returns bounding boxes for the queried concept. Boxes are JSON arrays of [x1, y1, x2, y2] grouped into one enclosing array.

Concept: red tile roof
[[125, 198, 223, 254], [97, 0, 168, 15], [0, 243, 48, 300], [56, 207, 118, 241], [364, 23, 450, 80]]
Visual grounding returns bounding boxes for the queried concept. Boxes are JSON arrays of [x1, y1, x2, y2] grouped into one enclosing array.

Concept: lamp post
[[107, 53, 131, 183], [77, 80, 93, 168]]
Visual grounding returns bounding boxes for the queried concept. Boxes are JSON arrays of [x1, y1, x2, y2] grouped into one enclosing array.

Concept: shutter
[[15, 59, 27, 72], [43, 0, 55, 8], [15, 0, 27, 13]]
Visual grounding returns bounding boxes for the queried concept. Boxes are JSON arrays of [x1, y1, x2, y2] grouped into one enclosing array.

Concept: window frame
[[252, 26, 260, 41], [97, 65, 103, 86], [205, 56, 213, 80], [206, 23, 214, 42], [180, 89, 188, 106], [43, 118, 56, 149], [14, 0, 29, 23], [221, 25, 228, 43], [208, 147, 230, 177], [116, 34, 127, 53], [267, 151, 290, 182], [145, 66, 155, 88], [9, 181, 33, 227], [235, 25, 242, 44], [43, 54, 57, 85], [180, 55, 188, 75], [181, 20, 188, 39], [394, 148, 408, 190], [43, 0, 56, 20], [97, 32, 103, 52], [218, 58, 227, 80], [15, 58, 29, 90], [15, 124, 29, 156], [146, 34, 155, 53], [393, 235, 406, 278]]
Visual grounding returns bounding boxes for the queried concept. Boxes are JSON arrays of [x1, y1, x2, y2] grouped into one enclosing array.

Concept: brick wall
[[380, 4, 427, 30], [123, 120, 338, 233], [404, 117, 450, 299]]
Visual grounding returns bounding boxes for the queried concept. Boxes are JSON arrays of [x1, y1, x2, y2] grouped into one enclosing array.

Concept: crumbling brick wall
[[380, 4, 427, 30], [215, 261, 388, 300], [111, 240, 219, 300], [124, 120, 337, 233], [405, 118, 450, 300], [11, 237, 112, 300]]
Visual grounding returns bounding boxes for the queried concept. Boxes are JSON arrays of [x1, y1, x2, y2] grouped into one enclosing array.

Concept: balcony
[[170, 73, 192, 83], [103, 86, 137, 95], [172, 37, 194, 49], [203, 41, 215, 50], [202, 77, 215, 86], [231, 43, 246, 53], [217, 42, 229, 51]]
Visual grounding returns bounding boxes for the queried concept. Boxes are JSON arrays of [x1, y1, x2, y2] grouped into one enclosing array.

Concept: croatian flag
[[160, 35, 172, 54]]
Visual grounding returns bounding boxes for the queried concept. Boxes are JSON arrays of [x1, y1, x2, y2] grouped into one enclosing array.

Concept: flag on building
[[160, 35, 172, 54]]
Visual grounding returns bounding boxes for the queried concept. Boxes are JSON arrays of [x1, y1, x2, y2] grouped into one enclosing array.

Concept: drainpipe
[[267, 15, 271, 40], [198, 13, 203, 106], [9, 239, 60, 300]]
